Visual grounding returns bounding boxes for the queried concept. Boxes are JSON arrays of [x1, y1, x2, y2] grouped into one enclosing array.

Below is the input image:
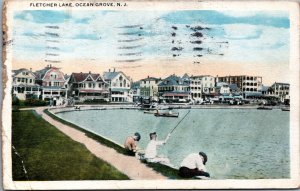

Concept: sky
[[12, 10, 290, 85]]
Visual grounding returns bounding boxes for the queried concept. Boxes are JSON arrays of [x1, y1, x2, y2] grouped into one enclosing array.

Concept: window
[[89, 83, 92, 88], [29, 79, 32, 83], [17, 78, 20, 82]]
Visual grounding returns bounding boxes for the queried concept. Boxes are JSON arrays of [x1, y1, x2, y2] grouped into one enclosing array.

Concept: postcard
[[2, 0, 300, 189]]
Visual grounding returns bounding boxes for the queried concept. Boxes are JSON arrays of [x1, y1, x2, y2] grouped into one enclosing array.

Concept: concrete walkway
[[30, 107, 166, 180]]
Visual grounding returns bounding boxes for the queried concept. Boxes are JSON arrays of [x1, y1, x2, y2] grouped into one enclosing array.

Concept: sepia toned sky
[[12, 10, 290, 85]]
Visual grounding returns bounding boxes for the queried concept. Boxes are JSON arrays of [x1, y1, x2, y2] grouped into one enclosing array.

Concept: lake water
[[56, 108, 290, 179]]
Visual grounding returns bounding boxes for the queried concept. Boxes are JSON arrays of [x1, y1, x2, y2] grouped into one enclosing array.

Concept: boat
[[154, 112, 179, 118], [144, 110, 157, 114], [257, 106, 272, 110], [281, 107, 290, 111]]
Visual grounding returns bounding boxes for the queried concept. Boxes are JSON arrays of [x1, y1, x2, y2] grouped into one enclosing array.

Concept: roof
[[158, 75, 189, 87], [12, 84, 40, 87], [13, 68, 36, 77], [216, 82, 229, 87], [71, 72, 101, 82], [42, 86, 66, 90], [140, 76, 161, 81], [131, 81, 140, 89], [244, 92, 262, 97], [163, 92, 190, 97], [35, 66, 51, 79], [103, 71, 120, 80], [79, 89, 109, 93], [261, 86, 269, 91], [229, 84, 238, 91], [190, 75, 212, 78], [272, 82, 290, 86], [182, 73, 190, 80], [111, 88, 130, 92]]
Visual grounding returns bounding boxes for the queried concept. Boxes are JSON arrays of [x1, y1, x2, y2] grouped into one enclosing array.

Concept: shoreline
[[44, 108, 182, 178], [47, 104, 285, 114]]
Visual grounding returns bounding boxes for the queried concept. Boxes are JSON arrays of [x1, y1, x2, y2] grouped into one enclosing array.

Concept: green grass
[[44, 109, 128, 155], [12, 110, 129, 180]]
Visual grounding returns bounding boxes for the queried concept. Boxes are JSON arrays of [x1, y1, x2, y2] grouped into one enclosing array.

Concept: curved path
[[29, 107, 167, 180]]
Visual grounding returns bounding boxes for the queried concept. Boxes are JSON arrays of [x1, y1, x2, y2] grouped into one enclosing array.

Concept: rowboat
[[154, 112, 179, 118], [281, 107, 290, 111], [144, 110, 157, 114], [257, 106, 272, 110]]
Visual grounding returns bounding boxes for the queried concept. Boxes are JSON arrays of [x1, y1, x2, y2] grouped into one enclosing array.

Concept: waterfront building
[[130, 81, 141, 102], [12, 68, 41, 100], [35, 65, 67, 103], [200, 75, 215, 99], [189, 75, 215, 100], [68, 72, 109, 102], [261, 85, 269, 96], [139, 76, 161, 100], [216, 82, 230, 95], [217, 75, 263, 98], [103, 68, 131, 102], [158, 74, 190, 102], [189, 75, 202, 100], [269, 82, 290, 103]]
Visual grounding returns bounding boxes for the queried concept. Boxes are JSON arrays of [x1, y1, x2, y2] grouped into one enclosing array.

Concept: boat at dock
[[154, 112, 179, 118], [281, 107, 290, 111], [257, 106, 272, 110]]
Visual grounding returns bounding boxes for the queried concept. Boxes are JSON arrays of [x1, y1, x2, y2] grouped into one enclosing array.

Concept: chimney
[[113, 68, 115, 72], [148, 75, 149, 78], [50, 64, 52, 68], [109, 69, 111, 72], [30, 68, 32, 72], [89, 71, 91, 74]]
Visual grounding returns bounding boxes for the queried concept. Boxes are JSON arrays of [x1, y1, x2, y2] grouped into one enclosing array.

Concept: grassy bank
[[12, 110, 129, 180], [44, 109, 128, 155], [44, 109, 184, 179]]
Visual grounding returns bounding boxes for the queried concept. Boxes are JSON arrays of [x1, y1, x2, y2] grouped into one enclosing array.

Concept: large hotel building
[[216, 75, 263, 97]]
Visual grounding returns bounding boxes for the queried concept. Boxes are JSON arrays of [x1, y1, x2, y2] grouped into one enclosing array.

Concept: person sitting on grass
[[124, 132, 141, 156], [144, 132, 171, 165], [179, 152, 210, 179]]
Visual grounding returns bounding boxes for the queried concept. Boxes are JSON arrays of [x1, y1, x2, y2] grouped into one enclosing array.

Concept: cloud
[[220, 11, 289, 18], [14, 10, 71, 24], [162, 10, 290, 28], [223, 24, 263, 39], [12, 10, 289, 65]]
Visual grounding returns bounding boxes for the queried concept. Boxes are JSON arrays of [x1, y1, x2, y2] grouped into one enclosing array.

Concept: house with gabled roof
[[103, 68, 132, 102], [12, 68, 41, 100], [158, 74, 191, 102], [35, 65, 67, 104], [68, 72, 109, 102]]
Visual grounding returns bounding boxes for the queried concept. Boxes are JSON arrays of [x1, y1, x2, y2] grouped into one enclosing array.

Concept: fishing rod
[[170, 110, 191, 134]]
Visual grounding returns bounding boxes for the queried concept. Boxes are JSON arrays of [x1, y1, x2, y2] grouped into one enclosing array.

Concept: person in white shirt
[[144, 132, 171, 165], [179, 152, 210, 178]]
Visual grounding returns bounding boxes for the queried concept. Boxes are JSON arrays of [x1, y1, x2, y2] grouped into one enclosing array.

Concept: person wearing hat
[[144, 132, 171, 165], [179, 152, 210, 178], [124, 132, 141, 156]]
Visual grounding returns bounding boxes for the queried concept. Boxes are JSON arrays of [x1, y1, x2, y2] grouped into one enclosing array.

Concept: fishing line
[[169, 110, 191, 134]]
